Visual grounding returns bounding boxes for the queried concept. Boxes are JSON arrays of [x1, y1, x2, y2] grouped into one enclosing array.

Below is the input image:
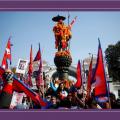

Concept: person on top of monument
[[52, 15, 72, 51]]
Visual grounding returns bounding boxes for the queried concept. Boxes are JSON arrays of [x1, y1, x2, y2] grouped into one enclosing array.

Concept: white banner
[[10, 91, 26, 109]]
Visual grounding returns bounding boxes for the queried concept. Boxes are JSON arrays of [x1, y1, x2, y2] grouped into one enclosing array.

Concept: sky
[[0, 11, 120, 67]]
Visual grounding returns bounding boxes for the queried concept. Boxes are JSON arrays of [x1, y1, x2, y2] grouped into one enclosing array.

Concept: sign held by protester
[[16, 59, 29, 74]]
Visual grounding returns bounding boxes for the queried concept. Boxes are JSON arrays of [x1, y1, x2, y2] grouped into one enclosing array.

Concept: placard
[[16, 59, 29, 74]]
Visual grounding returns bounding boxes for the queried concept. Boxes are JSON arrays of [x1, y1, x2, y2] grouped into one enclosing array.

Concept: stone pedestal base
[[54, 51, 72, 81]]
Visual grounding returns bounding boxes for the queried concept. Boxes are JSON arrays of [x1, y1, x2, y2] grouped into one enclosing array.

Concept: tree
[[105, 41, 120, 82]]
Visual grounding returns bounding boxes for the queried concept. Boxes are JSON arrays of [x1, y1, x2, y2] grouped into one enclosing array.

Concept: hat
[[52, 15, 66, 22]]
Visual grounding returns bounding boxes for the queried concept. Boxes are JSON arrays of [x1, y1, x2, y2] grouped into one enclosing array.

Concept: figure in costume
[[52, 15, 72, 51]]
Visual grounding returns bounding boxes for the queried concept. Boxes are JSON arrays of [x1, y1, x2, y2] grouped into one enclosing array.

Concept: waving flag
[[29, 45, 33, 74], [28, 45, 33, 87], [35, 43, 44, 88], [34, 43, 41, 62], [1, 57, 8, 70], [13, 78, 46, 106], [1, 37, 12, 69], [86, 55, 93, 100], [0, 66, 47, 107], [74, 60, 82, 88], [92, 39, 108, 98], [36, 61, 43, 87]]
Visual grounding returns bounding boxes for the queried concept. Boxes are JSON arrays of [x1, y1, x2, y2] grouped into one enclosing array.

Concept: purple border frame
[[1, 109, 120, 120], [0, 1, 120, 11], [0, 0, 120, 120]]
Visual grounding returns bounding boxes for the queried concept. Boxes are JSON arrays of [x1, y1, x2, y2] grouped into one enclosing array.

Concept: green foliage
[[105, 41, 120, 82]]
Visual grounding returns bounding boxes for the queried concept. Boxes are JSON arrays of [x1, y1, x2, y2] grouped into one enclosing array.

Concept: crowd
[[0, 68, 120, 110]]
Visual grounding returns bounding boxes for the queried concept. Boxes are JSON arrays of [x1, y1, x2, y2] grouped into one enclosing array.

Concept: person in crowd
[[48, 95, 59, 109], [85, 89, 101, 109], [109, 92, 118, 109], [77, 88, 83, 99], [50, 78, 59, 92], [116, 98, 120, 109], [0, 69, 14, 108], [41, 93, 52, 109], [15, 97, 30, 109], [46, 85, 57, 97], [57, 82, 68, 101]]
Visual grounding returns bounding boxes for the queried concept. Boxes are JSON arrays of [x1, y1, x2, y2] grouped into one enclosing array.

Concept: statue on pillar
[[52, 15, 77, 81], [52, 15, 72, 51]]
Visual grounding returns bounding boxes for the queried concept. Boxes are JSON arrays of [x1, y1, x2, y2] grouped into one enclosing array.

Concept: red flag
[[1, 57, 8, 69], [92, 39, 108, 97], [28, 45, 33, 87], [29, 45, 33, 74], [13, 75, 46, 106], [36, 61, 43, 87], [86, 55, 93, 99], [0, 66, 47, 107], [74, 60, 82, 88], [35, 43, 44, 88], [1, 37, 12, 69], [34, 43, 41, 61]]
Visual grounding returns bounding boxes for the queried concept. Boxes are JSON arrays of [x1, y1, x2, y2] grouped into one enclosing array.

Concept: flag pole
[[38, 43, 45, 99], [41, 47, 45, 99], [68, 12, 70, 50], [10, 37, 13, 69], [82, 60, 86, 84], [81, 60, 84, 98]]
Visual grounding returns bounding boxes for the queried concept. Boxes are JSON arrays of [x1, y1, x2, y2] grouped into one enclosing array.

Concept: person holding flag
[[0, 69, 14, 108], [0, 66, 47, 109]]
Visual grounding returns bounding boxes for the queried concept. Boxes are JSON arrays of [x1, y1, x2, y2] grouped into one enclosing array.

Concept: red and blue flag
[[92, 38, 108, 100]]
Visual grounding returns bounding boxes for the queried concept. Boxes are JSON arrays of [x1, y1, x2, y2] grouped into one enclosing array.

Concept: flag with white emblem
[[1, 37, 12, 69]]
